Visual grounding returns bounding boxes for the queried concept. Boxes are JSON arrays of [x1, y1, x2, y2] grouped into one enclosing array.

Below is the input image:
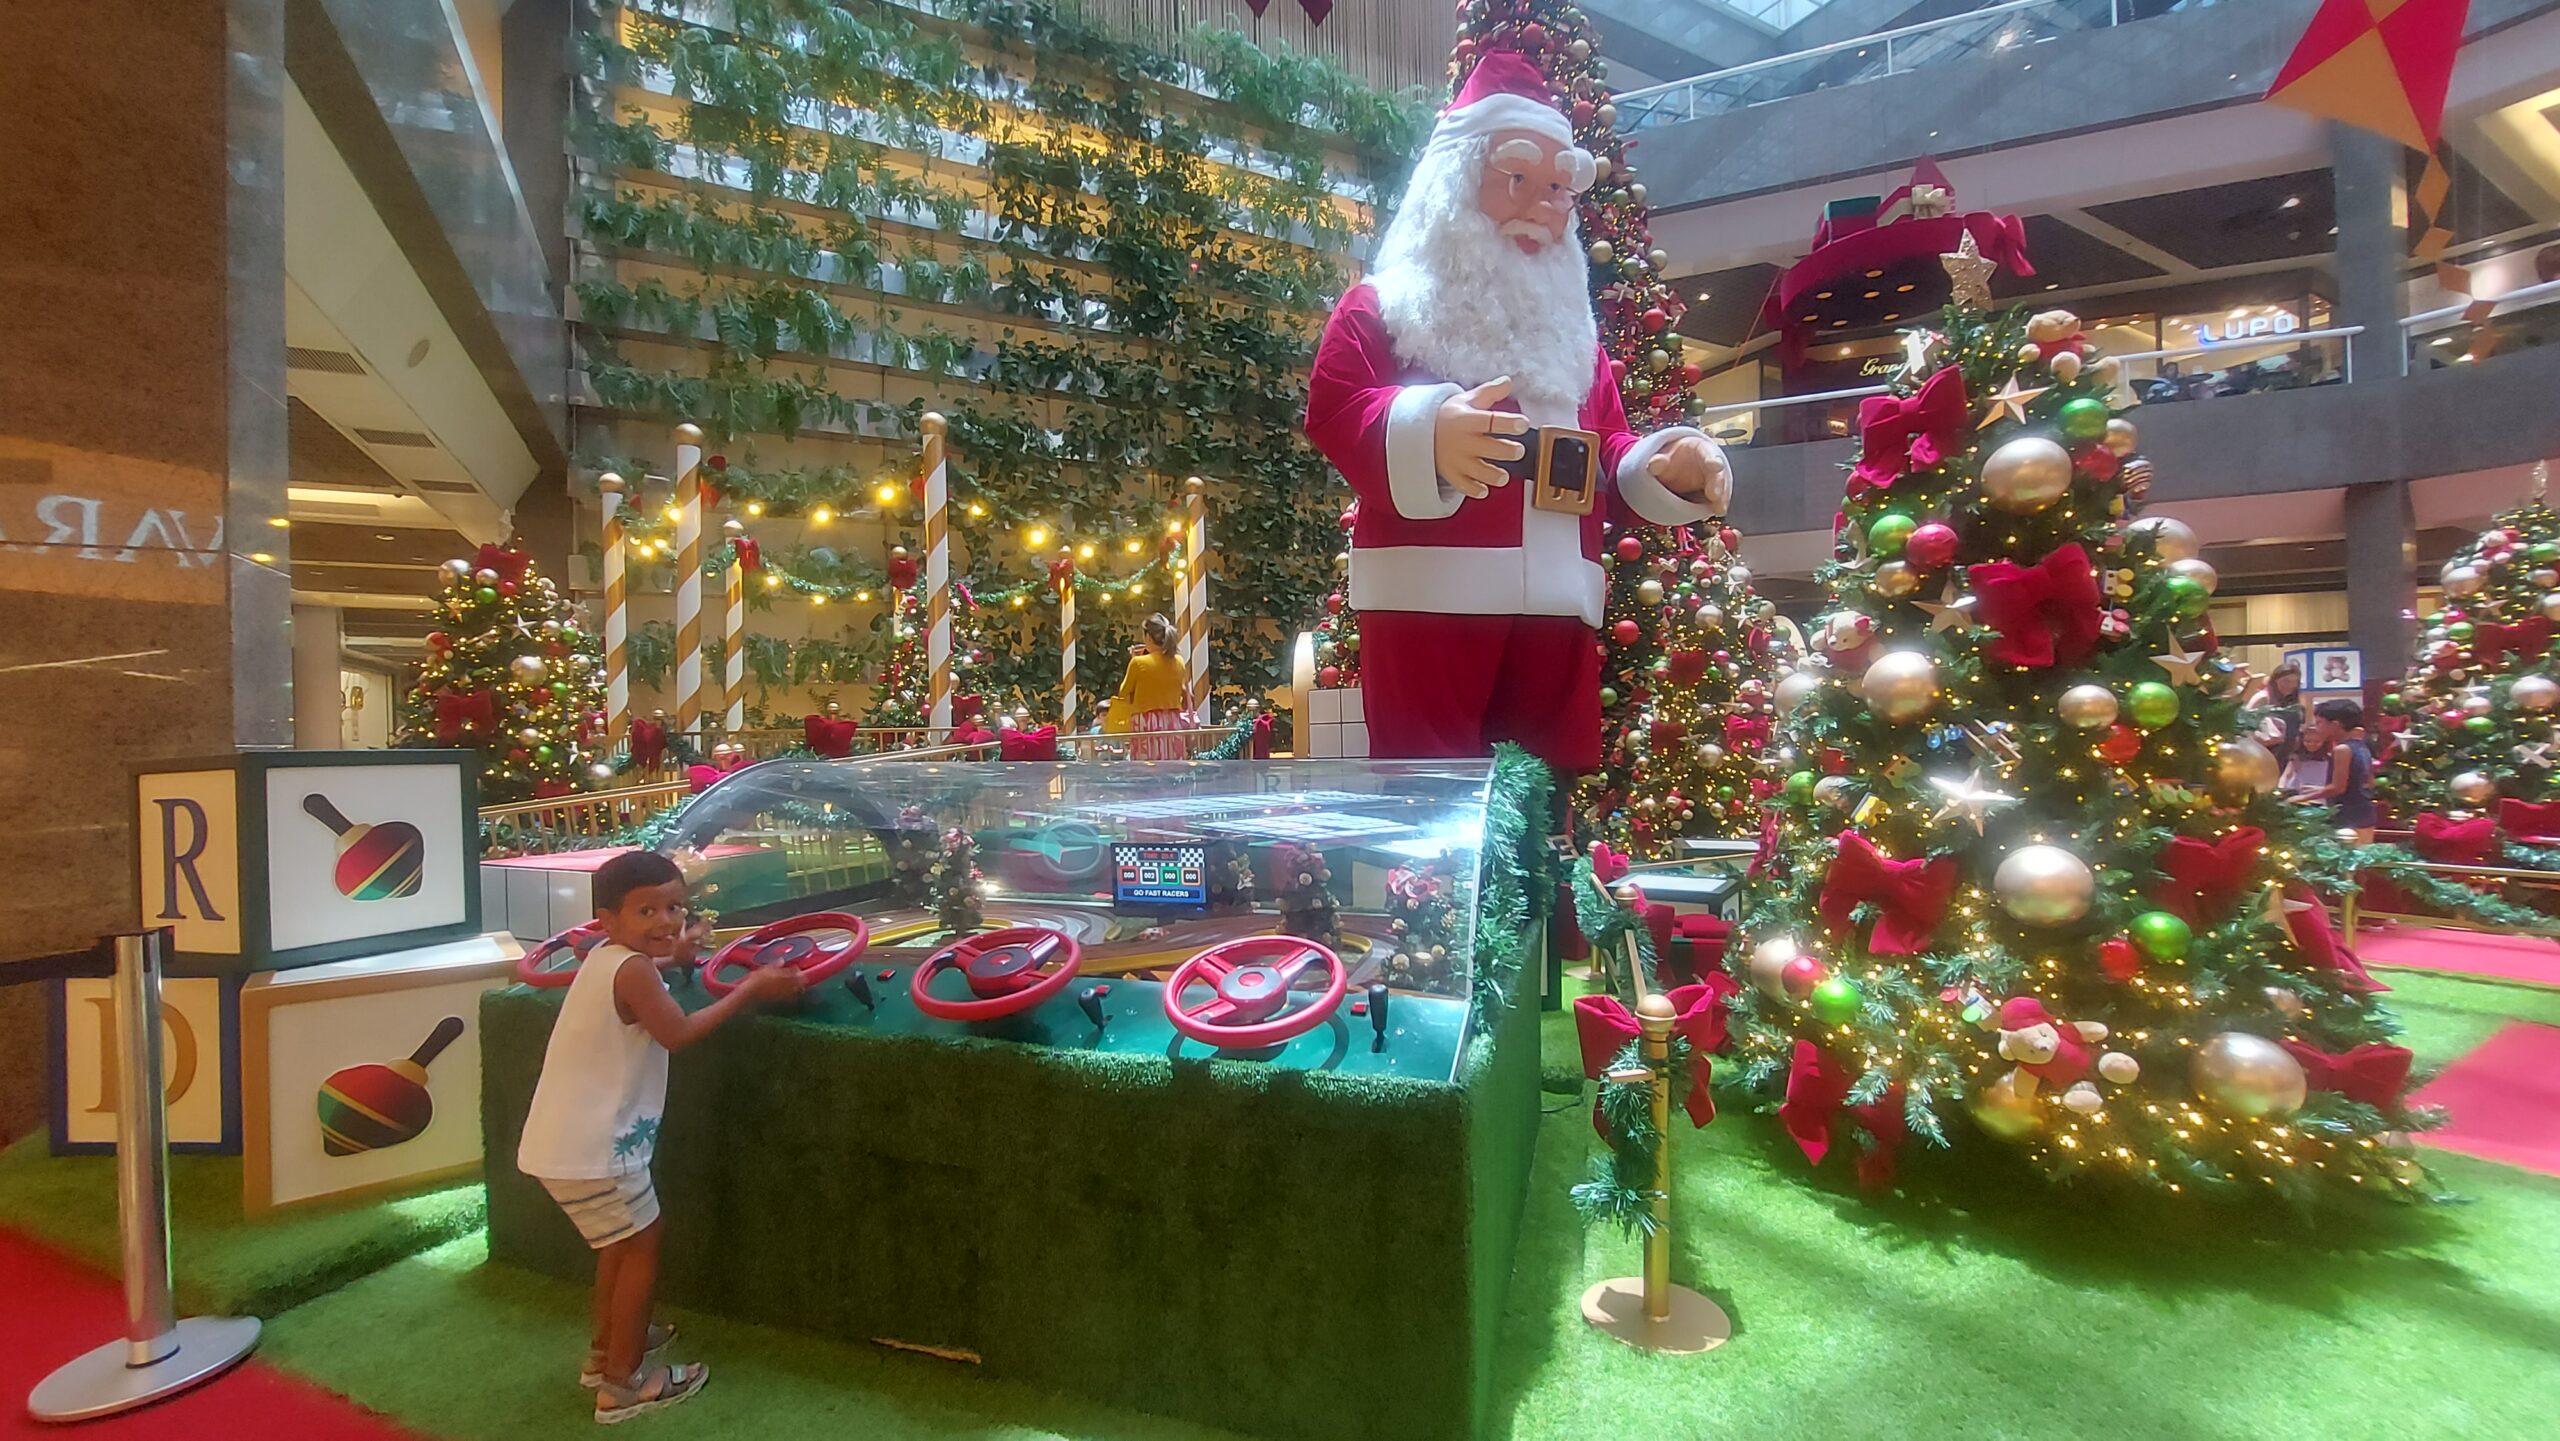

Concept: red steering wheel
[[516, 923, 608, 987], [910, 927, 1081, 1022], [701, 912, 868, 997], [1162, 936, 1347, 1049]]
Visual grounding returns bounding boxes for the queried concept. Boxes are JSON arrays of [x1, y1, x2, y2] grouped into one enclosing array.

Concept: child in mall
[[1115, 612, 1193, 760], [516, 849, 805, 1422], [2289, 698, 2377, 843]]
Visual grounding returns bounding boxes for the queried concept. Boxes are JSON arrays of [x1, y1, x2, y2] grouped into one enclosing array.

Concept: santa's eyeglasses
[[1489, 137, 1596, 196]]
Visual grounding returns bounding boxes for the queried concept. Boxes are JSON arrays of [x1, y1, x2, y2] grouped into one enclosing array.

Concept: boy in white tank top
[[517, 849, 804, 1422]]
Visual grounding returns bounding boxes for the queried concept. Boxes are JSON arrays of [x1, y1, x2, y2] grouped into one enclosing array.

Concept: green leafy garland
[[1470, 744, 1557, 1026], [1568, 1031, 1696, 1237]]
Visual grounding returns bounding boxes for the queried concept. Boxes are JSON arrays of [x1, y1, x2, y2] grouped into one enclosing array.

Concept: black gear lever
[[1368, 982, 1389, 1051], [845, 968, 876, 1011]]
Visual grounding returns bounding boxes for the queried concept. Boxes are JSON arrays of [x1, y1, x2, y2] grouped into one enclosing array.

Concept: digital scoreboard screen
[[1113, 841, 1208, 910]]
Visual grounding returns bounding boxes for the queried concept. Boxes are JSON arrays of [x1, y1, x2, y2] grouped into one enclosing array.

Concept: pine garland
[[1469, 744, 1557, 1029], [1568, 1033, 1695, 1237]]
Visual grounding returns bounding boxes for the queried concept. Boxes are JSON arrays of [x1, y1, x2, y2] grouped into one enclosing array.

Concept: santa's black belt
[[1492, 424, 1601, 515]]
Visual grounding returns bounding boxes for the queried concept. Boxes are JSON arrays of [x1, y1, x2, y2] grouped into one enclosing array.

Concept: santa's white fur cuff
[[1616, 427, 1725, 526], [1385, 382, 1466, 521]]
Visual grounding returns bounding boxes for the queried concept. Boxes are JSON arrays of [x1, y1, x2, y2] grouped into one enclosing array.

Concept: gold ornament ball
[[1647, 348, 1672, 374], [1697, 602, 1728, 630], [1775, 669, 1823, 714], [1814, 776, 1857, 811], [1748, 936, 1801, 1002], [1870, 560, 1923, 599], [1637, 578, 1665, 606], [2166, 556, 2220, 594], [1697, 742, 1727, 767], [1981, 436, 2074, 513], [2264, 986, 2308, 1020], [2057, 683, 2120, 729], [509, 655, 547, 684], [1969, 1072, 2042, 1141], [2440, 564, 2485, 597], [1588, 239, 1615, 265], [2101, 417, 2140, 457], [1994, 844, 2095, 926], [2450, 770, 2498, 805], [2191, 1032, 2309, 1118], [1646, 246, 1668, 269], [1860, 649, 1941, 723], [2513, 674, 2560, 712], [2543, 592, 2560, 622], [2048, 350, 2084, 383], [2209, 737, 2282, 801], [2016, 341, 2042, 364], [2128, 515, 2200, 562]]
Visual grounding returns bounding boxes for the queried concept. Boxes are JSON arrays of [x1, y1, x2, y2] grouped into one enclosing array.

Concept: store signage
[[2191, 313, 2300, 343]]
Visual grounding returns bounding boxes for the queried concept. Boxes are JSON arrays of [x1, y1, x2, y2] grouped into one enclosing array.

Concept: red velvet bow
[[1750, 806, 1783, 880], [1850, 366, 1970, 495], [2500, 798, 2560, 840], [2473, 616, 2552, 666], [1589, 841, 1632, 885], [887, 552, 919, 590], [472, 543, 531, 584], [1724, 714, 1771, 749], [533, 778, 575, 799], [1249, 713, 1274, 759], [2153, 826, 2265, 925], [686, 763, 723, 794], [1969, 543, 2102, 669], [2285, 889, 2386, 993], [1573, 980, 1737, 1134], [803, 714, 856, 758], [1047, 552, 1077, 588], [998, 725, 1059, 761], [731, 536, 761, 574], [431, 688, 496, 743], [2413, 812, 2497, 865], [1819, 831, 1956, 955], [1777, 1041, 1908, 1188], [2278, 1039, 2412, 1107], [629, 717, 667, 768]]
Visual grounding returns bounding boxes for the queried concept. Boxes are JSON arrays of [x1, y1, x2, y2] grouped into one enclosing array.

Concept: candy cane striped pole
[[673, 424, 706, 739], [921, 413, 952, 736], [1184, 476, 1211, 722], [722, 518, 747, 734], [1058, 547, 1079, 732], [598, 472, 630, 745]]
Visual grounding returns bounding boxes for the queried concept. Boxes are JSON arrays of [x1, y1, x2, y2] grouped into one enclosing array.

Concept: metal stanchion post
[[1579, 990, 1733, 1355], [29, 930, 260, 1422]]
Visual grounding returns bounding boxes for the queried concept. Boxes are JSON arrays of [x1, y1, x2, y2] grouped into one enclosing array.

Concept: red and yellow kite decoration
[[2265, 0, 2471, 149]]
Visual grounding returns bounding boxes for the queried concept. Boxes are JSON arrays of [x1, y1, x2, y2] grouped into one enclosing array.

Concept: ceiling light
[[375, 532, 397, 542], [2431, 334, 2454, 346], [2280, 195, 2302, 209], [1696, 290, 1712, 302], [2045, 283, 2059, 290]]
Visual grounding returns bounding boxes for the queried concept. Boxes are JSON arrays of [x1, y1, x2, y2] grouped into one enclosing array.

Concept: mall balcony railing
[[1613, 0, 2213, 130]]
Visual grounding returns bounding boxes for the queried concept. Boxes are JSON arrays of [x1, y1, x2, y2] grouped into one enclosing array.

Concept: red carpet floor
[[2410, 1023, 2560, 1179], [0, 1229, 419, 1441], [2354, 924, 2560, 987]]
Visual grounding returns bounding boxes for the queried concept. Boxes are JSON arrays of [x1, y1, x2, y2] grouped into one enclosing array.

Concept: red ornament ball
[[1615, 535, 1647, 562], [1642, 307, 1669, 332], [497, 580, 519, 597], [1317, 666, 1342, 688], [1780, 954, 1826, 999], [425, 631, 450, 652], [708, 454, 728, 471], [1904, 522, 1959, 570], [2097, 935, 2142, 981], [2096, 723, 2143, 763], [1613, 619, 1642, 645], [1325, 593, 1344, 614]]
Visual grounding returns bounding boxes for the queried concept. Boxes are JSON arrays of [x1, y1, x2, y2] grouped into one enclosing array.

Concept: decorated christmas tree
[[403, 544, 604, 802], [1311, 502, 1361, 691], [1586, 525, 1797, 855], [2375, 466, 2560, 847], [1727, 285, 2429, 1201]]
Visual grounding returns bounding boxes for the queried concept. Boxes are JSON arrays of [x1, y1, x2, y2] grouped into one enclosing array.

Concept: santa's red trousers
[[1360, 610, 1603, 773]]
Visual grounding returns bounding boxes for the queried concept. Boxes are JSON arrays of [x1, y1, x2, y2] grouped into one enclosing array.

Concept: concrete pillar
[[2330, 123, 2408, 385], [293, 605, 345, 748], [2342, 480, 2416, 716]]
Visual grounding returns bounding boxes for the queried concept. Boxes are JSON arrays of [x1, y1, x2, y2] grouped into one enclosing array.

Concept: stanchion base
[[1580, 1277, 1730, 1354], [28, 1316, 262, 1422]]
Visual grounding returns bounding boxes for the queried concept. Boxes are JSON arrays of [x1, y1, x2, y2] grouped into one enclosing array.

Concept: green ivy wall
[[569, 0, 1426, 723]]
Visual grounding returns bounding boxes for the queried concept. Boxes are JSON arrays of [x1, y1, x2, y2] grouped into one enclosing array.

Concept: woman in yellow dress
[[1114, 614, 1192, 760]]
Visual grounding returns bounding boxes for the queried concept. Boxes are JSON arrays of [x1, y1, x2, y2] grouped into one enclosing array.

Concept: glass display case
[[653, 756, 1495, 1080]]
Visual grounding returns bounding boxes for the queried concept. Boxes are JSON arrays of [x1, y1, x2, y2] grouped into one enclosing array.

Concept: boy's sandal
[[594, 1362, 707, 1424], [580, 1322, 677, 1388]]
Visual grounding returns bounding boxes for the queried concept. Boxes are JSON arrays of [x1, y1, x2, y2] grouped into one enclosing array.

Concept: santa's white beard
[[1366, 139, 1599, 426]]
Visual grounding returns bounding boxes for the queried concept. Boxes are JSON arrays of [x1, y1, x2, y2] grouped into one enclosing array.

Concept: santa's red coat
[[1303, 282, 1719, 769]]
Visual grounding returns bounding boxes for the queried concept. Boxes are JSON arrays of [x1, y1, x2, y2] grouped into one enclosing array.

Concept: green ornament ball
[[535, 745, 555, 762], [2535, 541, 2560, 563], [2447, 621, 2476, 642], [1599, 686, 1621, 708], [1785, 770, 1817, 803], [1868, 513, 1916, 557], [476, 586, 500, 605], [2126, 681, 2180, 731], [2464, 714, 2498, 735], [2381, 690, 2407, 715], [1809, 975, 1863, 1024], [2161, 575, 2210, 618], [2130, 910, 2192, 962], [2058, 397, 2111, 441]]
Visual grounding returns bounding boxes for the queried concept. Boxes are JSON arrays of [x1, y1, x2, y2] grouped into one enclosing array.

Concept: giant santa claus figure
[[1303, 51, 1732, 774]]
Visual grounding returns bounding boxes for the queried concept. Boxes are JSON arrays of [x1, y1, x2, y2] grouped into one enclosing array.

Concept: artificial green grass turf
[[0, 1132, 484, 1318]]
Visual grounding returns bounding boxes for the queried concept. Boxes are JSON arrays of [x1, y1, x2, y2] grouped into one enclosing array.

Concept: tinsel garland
[[1198, 712, 1259, 761], [2308, 836, 2560, 931], [1568, 856, 1662, 993]]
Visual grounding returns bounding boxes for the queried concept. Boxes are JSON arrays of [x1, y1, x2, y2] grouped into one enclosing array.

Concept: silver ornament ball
[[2543, 593, 2560, 622], [2450, 770, 2498, 805], [1814, 776, 1858, 811], [1748, 936, 1801, 1002], [2165, 557, 2219, 594], [1994, 844, 2095, 926], [2129, 515, 2200, 562], [2440, 564, 2485, 597], [2512, 674, 2560, 712], [2191, 1032, 2309, 1118], [2103, 417, 2140, 457], [442, 558, 475, 582], [1696, 742, 1727, 767], [1775, 669, 1823, 714], [509, 654, 547, 684], [2057, 683, 2120, 729], [1981, 436, 2074, 514]]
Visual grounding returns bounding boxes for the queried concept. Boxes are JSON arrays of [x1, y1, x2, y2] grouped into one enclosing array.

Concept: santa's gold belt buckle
[[1527, 426, 1600, 516]]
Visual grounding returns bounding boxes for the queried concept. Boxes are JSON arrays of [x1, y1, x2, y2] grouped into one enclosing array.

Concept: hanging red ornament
[[1612, 619, 1641, 645], [1615, 535, 1646, 562], [2096, 723, 2143, 763]]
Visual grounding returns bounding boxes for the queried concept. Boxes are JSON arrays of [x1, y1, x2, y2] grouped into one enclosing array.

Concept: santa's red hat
[[1433, 50, 1574, 152]]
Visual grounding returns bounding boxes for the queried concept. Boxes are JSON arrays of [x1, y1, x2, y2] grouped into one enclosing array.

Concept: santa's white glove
[[1647, 435, 1732, 515]]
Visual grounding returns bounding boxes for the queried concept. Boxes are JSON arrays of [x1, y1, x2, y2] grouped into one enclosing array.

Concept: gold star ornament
[[1929, 767, 2022, 834], [1980, 375, 2049, 429], [2151, 635, 2205, 687], [1941, 230, 1998, 310]]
